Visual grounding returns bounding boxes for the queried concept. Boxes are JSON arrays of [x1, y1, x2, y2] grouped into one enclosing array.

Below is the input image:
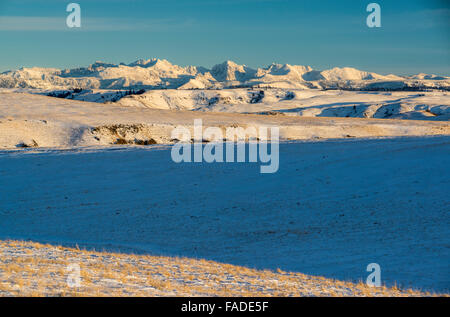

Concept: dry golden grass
[[0, 239, 446, 297]]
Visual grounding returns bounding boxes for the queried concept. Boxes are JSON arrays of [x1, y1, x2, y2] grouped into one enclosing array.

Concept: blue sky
[[0, 0, 449, 75]]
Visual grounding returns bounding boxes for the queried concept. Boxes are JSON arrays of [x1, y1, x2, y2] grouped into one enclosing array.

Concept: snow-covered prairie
[[0, 92, 449, 149], [0, 137, 449, 292], [4, 87, 450, 121]]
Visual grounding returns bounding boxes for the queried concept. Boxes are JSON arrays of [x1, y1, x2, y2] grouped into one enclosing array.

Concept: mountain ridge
[[1, 58, 449, 91]]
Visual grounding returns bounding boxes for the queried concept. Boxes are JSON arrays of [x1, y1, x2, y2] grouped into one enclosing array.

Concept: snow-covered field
[[4, 87, 450, 121], [0, 137, 449, 292], [0, 240, 434, 297], [1, 92, 449, 149]]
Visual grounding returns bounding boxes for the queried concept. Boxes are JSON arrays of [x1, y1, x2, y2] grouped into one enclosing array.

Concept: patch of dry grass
[[0, 240, 445, 297]]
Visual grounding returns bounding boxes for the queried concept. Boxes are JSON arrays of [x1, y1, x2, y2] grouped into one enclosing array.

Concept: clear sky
[[0, 0, 449, 75]]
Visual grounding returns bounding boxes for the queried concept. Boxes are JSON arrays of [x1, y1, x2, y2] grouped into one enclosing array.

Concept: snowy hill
[[1, 59, 448, 91], [0, 91, 449, 149]]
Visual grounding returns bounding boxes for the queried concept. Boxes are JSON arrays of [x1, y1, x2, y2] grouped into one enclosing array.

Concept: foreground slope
[[0, 240, 439, 297], [0, 137, 448, 292]]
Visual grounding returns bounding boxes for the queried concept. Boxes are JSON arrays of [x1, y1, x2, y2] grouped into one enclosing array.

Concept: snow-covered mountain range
[[1, 58, 449, 91], [1, 59, 449, 121]]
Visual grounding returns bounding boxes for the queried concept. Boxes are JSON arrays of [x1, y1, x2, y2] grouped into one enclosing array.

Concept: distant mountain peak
[[0, 58, 448, 91]]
